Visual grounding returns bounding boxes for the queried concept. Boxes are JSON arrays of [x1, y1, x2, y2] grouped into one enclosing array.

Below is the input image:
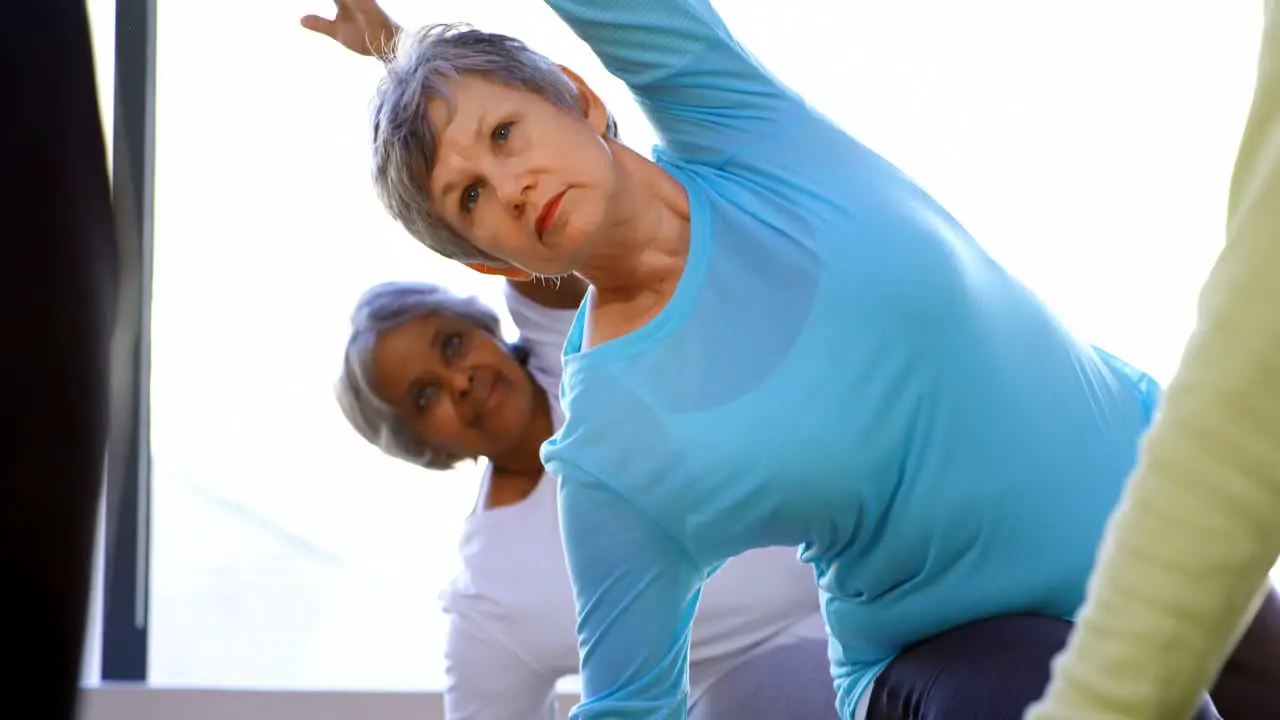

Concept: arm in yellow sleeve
[[1027, 3, 1280, 718]]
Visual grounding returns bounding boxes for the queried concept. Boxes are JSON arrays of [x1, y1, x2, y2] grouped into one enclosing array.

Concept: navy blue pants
[[866, 586, 1280, 720]]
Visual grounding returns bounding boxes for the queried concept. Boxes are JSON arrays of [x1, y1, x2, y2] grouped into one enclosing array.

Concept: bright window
[[87, 0, 115, 169], [144, 0, 1270, 691], [83, 0, 117, 685]]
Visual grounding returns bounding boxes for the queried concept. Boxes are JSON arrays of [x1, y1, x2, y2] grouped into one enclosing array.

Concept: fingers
[[299, 14, 337, 39]]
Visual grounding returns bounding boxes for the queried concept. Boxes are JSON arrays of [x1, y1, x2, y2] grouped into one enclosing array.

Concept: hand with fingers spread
[[300, 0, 401, 59]]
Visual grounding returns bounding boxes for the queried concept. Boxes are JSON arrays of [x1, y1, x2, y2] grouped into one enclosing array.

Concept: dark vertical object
[[101, 0, 156, 682], [0, 2, 119, 718]]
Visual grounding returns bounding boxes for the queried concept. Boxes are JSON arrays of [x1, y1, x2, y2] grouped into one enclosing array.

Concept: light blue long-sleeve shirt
[[538, 2, 1162, 717]]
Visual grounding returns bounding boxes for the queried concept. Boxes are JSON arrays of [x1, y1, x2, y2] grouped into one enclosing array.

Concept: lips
[[534, 190, 567, 239]]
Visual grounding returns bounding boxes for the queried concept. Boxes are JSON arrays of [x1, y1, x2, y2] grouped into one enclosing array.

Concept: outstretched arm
[[543, 0, 801, 162], [1027, 4, 1280, 719], [304, 0, 803, 161], [554, 463, 705, 719]]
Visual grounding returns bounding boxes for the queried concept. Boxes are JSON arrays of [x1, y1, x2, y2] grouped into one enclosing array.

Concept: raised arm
[[1027, 4, 1280, 718], [304, 0, 800, 161], [554, 463, 705, 719], [543, 0, 801, 162]]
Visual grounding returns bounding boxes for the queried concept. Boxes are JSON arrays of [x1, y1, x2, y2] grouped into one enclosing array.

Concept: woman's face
[[368, 313, 536, 463], [425, 73, 617, 276]]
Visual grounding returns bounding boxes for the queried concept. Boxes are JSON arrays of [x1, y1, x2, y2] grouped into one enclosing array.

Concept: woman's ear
[[465, 262, 535, 281], [559, 65, 611, 138]]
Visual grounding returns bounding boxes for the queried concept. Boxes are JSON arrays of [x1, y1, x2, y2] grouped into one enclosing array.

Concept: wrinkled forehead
[[374, 313, 443, 361], [424, 90, 460, 141], [425, 77, 533, 201], [428, 102, 497, 210]]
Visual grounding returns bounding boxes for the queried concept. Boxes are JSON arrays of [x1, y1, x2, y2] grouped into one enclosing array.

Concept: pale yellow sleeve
[[1026, 3, 1280, 719]]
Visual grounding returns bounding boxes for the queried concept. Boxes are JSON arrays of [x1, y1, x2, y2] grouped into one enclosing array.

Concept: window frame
[[100, 0, 155, 682]]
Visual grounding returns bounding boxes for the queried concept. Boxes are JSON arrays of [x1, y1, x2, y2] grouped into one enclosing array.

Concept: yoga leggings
[[866, 585, 1280, 720], [690, 636, 840, 720], [2, 2, 117, 718]]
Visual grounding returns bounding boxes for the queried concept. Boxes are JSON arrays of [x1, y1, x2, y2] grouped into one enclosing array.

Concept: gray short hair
[[336, 281, 503, 471], [370, 23, 619, 267]]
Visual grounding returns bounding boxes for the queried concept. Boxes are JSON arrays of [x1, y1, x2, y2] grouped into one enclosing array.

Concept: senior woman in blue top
[[302, 1, 1183, 718]]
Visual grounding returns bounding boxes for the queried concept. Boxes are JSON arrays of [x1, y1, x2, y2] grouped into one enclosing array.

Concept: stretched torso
[[537, 0, 1162, 715], [550, 129, 1160, 708]]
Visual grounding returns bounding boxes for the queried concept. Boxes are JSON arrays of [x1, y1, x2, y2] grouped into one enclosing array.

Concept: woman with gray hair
[[304, 1, 1278, 718], [335, 274, 837, 720]]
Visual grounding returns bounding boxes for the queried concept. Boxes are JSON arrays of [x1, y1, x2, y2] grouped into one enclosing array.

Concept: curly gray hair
[[370, 23, 619, 268], [336, 281, 505, 470]]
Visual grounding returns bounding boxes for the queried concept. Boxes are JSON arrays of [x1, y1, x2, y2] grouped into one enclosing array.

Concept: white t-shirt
[[439, 283, 827, 720]]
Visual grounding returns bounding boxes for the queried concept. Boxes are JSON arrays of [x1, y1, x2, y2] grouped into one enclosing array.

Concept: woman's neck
[[484, 378, 554, 509], [576, 142, 690, 302]]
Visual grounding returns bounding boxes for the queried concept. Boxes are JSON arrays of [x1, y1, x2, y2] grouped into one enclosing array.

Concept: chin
[[540, 243, 593, 278], [539, 220, 601, 272], [505, 252, 569, 278]]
